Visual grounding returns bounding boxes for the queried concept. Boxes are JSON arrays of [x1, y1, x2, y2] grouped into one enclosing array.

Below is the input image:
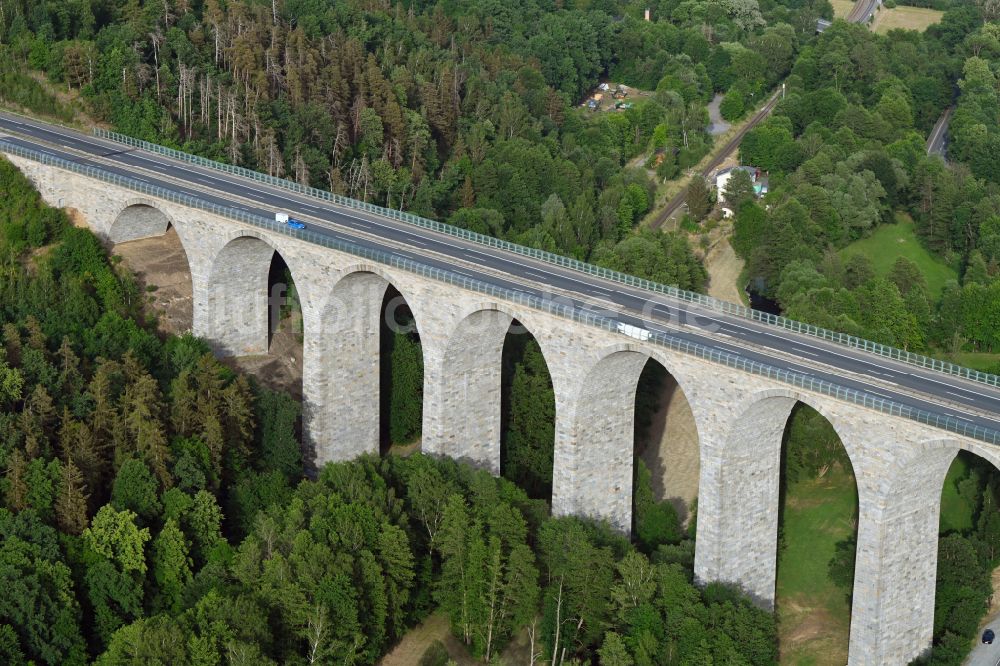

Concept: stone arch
[[429, 303, 560, 480], [201, 232, 303, 357], [109, 199, 175, 244], [305, 266, 426, 467], [705, 388, 864, 608], [556, 345, 703, 532]]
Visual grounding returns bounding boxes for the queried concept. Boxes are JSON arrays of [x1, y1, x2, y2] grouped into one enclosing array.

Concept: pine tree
[[3, 322, 22, 366], [88, 359, 122, 451], [686, 176, 713, 221], [55, 458, 90, 535], [23, 316, 46, 351], [56, 337, 83, 399], [122, 372, 172, 488], [60, 409, 102, 494], [169, 369, 198, 437], [20, 385, 56, 459], [151, 518, 193, 613], [222, 374, 255, 461], [5, 449, 29, 511]]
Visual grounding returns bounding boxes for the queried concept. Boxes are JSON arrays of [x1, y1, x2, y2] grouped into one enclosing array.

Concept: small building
[[715, 166, 769, 203]]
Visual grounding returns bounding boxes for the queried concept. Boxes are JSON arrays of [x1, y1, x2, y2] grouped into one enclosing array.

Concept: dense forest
[[0, 0, 826, 285], [731, 7, 1000, 357], [0, 156, 782, 664]]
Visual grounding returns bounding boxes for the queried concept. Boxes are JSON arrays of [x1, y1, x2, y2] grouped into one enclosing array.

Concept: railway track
[[648, 0, 877, 229]]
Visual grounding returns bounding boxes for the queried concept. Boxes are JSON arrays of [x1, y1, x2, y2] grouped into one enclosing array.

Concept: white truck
[[275, 212, 305, 229], [616, 322, 651, 341]]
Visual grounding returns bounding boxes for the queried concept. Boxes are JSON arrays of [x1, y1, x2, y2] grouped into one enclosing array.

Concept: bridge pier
[[552, 348, 649, 532], [305, 270, 390, 467], [848, 442, 956, 665], [195, 235, 275, 356], [422, 306, 513, 473], [694, 393, 795, 607]]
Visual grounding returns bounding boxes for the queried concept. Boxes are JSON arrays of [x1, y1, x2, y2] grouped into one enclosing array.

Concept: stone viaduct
[[7, 152, 999, 664]]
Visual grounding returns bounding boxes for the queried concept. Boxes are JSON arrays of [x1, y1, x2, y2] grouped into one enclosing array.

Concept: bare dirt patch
[[704, 235, 745, 305], [225, 314, 304, 400], [779, 599, 849, 665], [379, 613, 476, 666], [111, 227, 193, 337], [65, 208, 89, 229], [638, 375, 700, 522]]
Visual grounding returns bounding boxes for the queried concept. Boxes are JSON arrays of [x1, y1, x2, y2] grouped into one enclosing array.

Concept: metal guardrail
[[92, 128, 1000, 391], [4, 139, 998, 446]]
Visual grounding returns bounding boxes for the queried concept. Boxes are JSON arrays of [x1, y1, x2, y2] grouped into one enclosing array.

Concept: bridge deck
[[2, 112, 999, 444]]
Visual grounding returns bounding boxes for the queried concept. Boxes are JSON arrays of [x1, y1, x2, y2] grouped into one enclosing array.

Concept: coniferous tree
[[687, 176, 714, 221], [55, 457, 90, 535], [4, 449, 28, 512]]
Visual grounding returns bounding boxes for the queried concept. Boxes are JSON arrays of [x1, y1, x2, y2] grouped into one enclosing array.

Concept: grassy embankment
[[830, 0, 856, 19], [776, 466, 857, 666], [839, 213, 1000, 371], [872, 5, 943, 34], [839, 213, 957, 298]]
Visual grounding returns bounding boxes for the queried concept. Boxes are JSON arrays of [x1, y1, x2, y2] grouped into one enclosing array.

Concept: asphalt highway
[[2, 112, 1000, 441], [927, 107, 952, 158]]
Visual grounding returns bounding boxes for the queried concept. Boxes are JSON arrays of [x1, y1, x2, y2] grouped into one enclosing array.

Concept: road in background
[[963, 616, 1000, 666], [927, 107, 953, 158], [3, 112, 1000, 443]]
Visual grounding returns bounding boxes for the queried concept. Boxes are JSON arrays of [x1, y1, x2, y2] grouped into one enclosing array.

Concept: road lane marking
[[21, 128, 1000, 415]]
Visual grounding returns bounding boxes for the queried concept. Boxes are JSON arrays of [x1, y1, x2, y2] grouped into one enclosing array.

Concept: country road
[[927, 106, 953, 157]]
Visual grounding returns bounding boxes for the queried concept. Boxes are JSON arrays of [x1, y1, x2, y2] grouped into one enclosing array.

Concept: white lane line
[[41, 130, 1000, 403]]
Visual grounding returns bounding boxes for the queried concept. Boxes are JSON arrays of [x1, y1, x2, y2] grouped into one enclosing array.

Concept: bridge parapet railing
[[91, 129, 1000, 391], [4, 139, 997, 447]]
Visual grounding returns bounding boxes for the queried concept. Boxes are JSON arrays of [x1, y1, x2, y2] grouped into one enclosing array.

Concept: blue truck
[[275, 212, 306, 229]]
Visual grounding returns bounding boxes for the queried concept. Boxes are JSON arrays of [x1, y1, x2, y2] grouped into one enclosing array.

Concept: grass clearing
[[830, 0, 856, 18], [776, 466, 858, 666], [872, 5, 943, 34], [951, 352, 1000, 373], [939, 454, 974, 534], [839, 214, 957, 298]]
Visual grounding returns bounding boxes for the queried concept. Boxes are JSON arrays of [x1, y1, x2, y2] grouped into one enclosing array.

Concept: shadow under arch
[[632, 353, 702, 539], [308, 266, 427, 468], [108, 200, 194, 334], [109, 200, 175, 244], [203, 233, 301, 357]]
